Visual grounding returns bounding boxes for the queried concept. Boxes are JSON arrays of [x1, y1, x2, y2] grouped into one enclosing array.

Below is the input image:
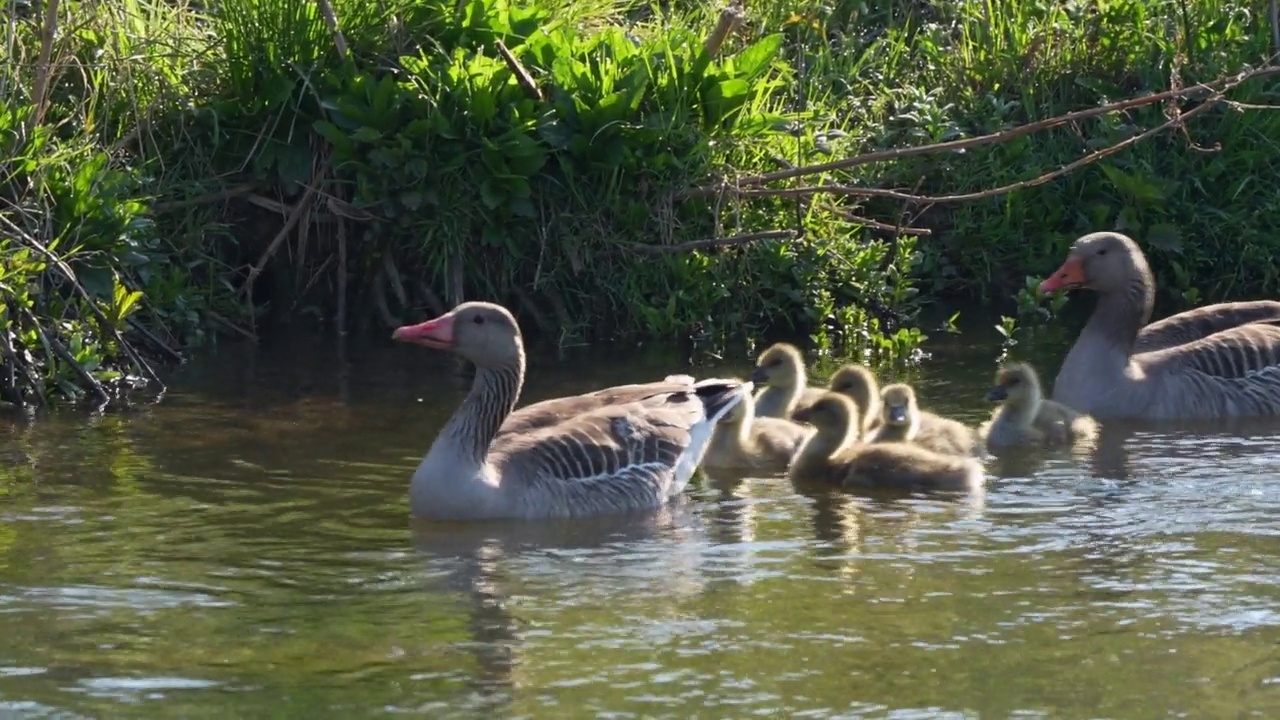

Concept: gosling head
[[1038, 231, 1148, 296], [985, 362, 1042, 407], [392, 301, 523, 368], [751, 343, 805, 387], [828, 364, 878, 411], [792, 392, 861, 437], [879, 383, 918, 427]]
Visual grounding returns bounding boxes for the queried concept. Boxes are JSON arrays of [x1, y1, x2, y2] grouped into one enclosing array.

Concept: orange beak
[[392, 313, 456, 349], [1038, 256, 1087, 294]]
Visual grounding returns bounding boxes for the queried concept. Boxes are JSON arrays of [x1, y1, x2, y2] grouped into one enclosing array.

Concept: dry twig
[[624, 229, 798, 255]]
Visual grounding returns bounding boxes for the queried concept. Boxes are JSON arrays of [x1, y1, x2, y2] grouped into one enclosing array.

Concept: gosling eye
[[1097, 248, 1108, 256], [1008, 378, 1021, 386]]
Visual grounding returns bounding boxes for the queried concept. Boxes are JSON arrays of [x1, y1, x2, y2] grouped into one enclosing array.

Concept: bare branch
[[624, 229, 798, 254], [678, 64, 1280, 198]]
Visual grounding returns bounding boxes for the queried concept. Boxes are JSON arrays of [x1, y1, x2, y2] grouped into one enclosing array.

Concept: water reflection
[[1, 322, 1280, 716]]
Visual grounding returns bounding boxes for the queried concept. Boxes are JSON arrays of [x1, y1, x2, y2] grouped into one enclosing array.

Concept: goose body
[[980, 363, 1098, 448], [750, 343, 825, 419], [788, 393, 983, 492], [1041, 232, 1280, 420], [704, 389, 814, 475], [827, 364, 884, 434], [867, 383, 979, 456], [393, 302, 750, 520]]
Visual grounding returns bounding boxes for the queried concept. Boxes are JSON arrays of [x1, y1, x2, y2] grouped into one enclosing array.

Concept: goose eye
[[473, 315, 485, 325], [1097, 249, 1107, 256]]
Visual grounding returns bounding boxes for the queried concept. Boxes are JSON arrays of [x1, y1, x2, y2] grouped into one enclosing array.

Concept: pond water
[[2, 318, 1279, 718]]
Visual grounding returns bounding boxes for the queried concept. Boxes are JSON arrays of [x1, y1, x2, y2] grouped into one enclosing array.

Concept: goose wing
[[1141, 323, 1280, 417], [493, 380, 745, 516], [497, 376, 698, 438], [1136, 301, 1280, 354]]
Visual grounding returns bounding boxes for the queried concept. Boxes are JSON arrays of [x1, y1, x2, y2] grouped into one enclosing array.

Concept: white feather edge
[[671, 378, 754, 494]]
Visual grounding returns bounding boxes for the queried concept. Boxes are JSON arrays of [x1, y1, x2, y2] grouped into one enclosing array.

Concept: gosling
[[827, 363, 883, 435], [868, 383, 979, 456], [980, 362, 1099, 449], [704, 388, 814, 475], [789, 393, 983, 492], [750, 342, 825, 420]]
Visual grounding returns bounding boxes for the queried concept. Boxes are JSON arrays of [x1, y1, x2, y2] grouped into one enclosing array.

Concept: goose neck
[[443, 359, 525, 465]]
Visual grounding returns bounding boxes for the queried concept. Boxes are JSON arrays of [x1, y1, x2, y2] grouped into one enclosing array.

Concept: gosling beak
[[886, 405, 907, 424], [985, 386, 1009, 402], [750, 366, 770, 384]]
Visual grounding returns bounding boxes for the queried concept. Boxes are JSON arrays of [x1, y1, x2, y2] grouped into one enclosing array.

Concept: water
[[2, 323, 1280, 718]]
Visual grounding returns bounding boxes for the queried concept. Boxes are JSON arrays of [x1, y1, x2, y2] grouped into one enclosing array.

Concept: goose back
[[1135, 300, 1280, 353], [1135, 323, 1280, 419]]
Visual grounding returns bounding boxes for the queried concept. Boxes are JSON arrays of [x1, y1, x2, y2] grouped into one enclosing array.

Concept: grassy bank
[[1, 0, 1278, 408]]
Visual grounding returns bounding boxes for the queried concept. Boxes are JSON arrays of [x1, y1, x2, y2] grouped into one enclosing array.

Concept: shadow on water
[[1, 314, 1280, 717]]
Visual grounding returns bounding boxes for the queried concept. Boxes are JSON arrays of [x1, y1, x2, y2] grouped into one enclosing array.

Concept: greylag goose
[[750, 343, 825, 419], [980, 362, 1098, 448], [1039, 231, 1280, 419], [704, 388, 813, 475], [867, 383, 979, 456], [827, 363, 883, 434], [391, 302, 750, 520], [789, 393, 983, 492]]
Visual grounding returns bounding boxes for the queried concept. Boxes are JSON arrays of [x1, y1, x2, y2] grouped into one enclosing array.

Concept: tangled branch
[[679, 63, 1280, 209]]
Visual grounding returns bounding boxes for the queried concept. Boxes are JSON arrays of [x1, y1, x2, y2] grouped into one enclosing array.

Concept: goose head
[[392, 301, 523, 367], [879, 383, 917, 427], [792, 392, 860, 439], [985, 362, 1042, 407], [829, 364, 877, 411], [1038, 231, 1150, 295], [750, 343, 804, 387]]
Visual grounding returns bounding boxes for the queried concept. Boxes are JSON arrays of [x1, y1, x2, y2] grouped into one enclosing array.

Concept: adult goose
[[1039, 231, 1280, 419], [392, 302, 750, 520]]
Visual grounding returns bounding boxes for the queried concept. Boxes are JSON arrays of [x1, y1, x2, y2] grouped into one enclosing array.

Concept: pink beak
[[392, 313, 456, 349]]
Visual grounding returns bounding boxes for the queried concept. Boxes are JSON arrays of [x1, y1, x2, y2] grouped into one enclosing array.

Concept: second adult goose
[[1039, 232, 1280, 419], [392, 302, 750, 520]]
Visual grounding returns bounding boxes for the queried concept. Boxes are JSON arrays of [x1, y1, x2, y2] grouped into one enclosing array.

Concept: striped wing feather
[[492, 392, 704, 517], [1143, 323, 1280, 417], [497, 379, 694, 438], [1136, 301, 1280, 354]]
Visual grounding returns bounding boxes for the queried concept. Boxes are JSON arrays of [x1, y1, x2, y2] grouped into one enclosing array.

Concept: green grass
[[2, 0, 1279, 407]]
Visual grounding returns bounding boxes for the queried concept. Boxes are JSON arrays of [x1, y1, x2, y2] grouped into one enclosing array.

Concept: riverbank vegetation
[[2, 0, 1278, 408]]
